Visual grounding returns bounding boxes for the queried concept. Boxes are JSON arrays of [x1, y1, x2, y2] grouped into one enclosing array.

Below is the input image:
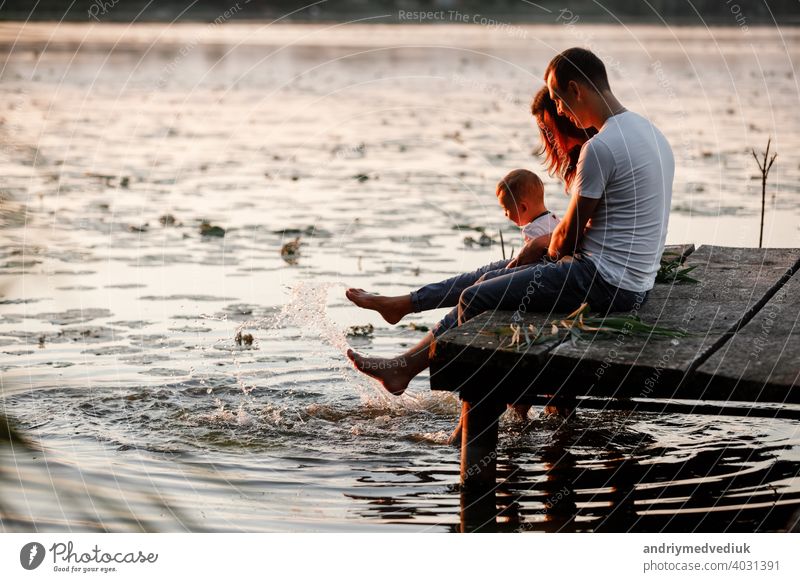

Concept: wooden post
[[460, 399, 504, 491], [458, 399, 504, 532], [460, 489, 499, 533]]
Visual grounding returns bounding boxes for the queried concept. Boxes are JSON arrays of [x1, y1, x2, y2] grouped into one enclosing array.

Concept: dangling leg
[[346, 259, 510, 324], [344, 290, 413, 325], [347, 331, 434, 395]]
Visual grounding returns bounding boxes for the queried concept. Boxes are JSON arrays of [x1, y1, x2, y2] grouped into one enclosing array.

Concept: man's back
[[574, 110, 674, 293]]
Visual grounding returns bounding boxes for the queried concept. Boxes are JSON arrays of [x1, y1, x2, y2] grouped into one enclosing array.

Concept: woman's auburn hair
[[531, 86, 596, 192]]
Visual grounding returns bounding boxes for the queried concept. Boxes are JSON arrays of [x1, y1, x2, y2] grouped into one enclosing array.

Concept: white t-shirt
[[522, 211, 560, 242], [574, 110, 674, 293]]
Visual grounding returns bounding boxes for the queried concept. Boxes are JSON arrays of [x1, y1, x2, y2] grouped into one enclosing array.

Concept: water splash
[[208, 281, 459, 429], [268, 281, 394, 406], [275, 281, 351, 353]]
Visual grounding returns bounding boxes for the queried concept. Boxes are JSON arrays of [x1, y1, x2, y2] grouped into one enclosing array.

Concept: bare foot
[[346, 349, 412, 395], [345, 288, 412, 325]]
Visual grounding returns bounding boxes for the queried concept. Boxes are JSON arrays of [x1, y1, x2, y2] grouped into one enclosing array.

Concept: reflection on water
[[0, 23, 799, 532]]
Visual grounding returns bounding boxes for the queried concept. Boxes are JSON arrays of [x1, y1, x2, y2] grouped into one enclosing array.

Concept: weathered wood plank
[[661, 243, 696, 263], [429, 311, 561, 400], [694, 265, 799, 402], [537, 246, 800, 401], [429, 246, 694, 398], [430, 245, 799, 404], [504, 246, 797, 398]]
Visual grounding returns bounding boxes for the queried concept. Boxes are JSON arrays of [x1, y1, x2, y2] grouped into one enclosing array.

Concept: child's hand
[[509, 234, 551, 268]]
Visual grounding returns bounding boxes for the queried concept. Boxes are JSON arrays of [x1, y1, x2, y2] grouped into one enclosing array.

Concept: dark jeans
[[411, 255, 648, 337]]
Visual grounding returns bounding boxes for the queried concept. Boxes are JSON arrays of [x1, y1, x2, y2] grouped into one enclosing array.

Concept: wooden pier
[[429, 245, 800, 511]]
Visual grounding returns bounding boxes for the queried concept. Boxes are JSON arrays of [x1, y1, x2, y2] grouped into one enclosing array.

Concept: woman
[[345, 87, 595, 396], [531, 84, 598, 195]]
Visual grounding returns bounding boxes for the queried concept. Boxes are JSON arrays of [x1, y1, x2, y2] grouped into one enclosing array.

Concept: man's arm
[[506, 233, 550, 268], [547, 193, 600, 260]]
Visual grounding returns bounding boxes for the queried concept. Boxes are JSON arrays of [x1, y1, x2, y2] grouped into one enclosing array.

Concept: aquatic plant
[[463, 230, 494, 248], [199, 220, 225, 237], [159, 213, 177, 226], [403, 322, 429, 332], [656, 258, 698, 284], [280, 236, 302, 265], [273, 226, 316, 236], [751, 138, 777, 248], [506, 303, 687, 349]]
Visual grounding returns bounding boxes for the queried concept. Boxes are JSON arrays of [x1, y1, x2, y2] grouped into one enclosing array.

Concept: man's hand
[[506, 233, 551, 268]]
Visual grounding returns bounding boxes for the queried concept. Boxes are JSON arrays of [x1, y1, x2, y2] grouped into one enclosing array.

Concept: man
[[346, 47, 674, 396], [539, 47, 674, 299]]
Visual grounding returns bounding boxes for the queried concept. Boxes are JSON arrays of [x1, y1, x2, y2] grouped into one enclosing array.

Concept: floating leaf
[[200, 220, 225, 237], [405, 322, 429, 332], [346, 323, 374, 337]]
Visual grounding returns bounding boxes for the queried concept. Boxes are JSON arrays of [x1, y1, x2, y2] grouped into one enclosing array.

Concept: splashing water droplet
[[269, 281, 392, 404]]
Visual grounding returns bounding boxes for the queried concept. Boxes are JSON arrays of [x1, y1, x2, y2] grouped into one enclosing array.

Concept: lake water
[[0, 22, 798, 532]]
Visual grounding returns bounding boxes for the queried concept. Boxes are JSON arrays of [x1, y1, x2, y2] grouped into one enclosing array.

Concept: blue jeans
[[410, 259, 512, 313], [412, 255, 648, 337]]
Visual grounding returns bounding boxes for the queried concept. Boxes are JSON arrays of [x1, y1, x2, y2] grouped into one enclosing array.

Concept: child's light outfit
[[521, 210, 560, 242]]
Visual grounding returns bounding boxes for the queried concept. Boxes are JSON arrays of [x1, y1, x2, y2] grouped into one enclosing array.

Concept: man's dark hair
[[545, 47, 610, 92]]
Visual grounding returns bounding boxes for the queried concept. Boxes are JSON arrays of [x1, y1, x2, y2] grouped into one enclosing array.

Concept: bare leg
[[345, 289, 413, 325], [450, 403, 531, 446], [345, 258, 512, 325], [346, 331, 433, 395], [508, 403, 532, 421], [448, 414, 463, 446]]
